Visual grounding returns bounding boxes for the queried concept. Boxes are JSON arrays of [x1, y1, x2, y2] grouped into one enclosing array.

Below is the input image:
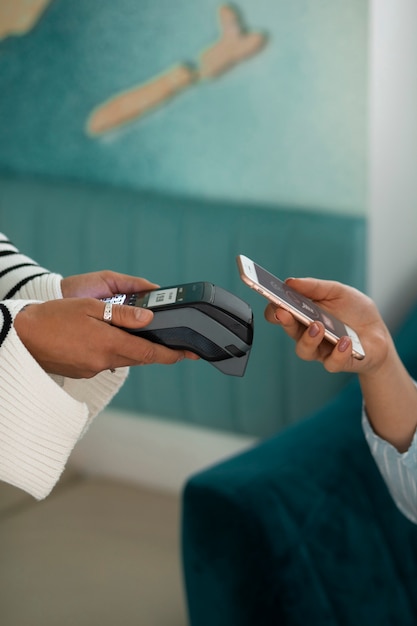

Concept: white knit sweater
[[0, 233, 127, 499]]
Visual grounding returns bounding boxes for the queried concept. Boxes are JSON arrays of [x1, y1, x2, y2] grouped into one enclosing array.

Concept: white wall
[[369, 0, 417, 330]]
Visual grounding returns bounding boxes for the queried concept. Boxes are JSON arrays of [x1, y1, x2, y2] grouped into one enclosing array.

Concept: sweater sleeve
[[0, 234, 58, 300], [0, 234, 128, 499]]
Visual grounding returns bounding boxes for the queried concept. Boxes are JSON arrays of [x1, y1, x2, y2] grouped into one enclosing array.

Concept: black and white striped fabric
[[0, 232, 127, 499], [0, 234, 50, 300], [0, 234, 50, 346]]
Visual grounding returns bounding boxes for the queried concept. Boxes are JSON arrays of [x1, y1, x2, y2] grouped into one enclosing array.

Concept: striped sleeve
[[0, 232, 63, 350], [362, 406, 417, 524], [0, 233, 51, 300], [0, 232, 128, 498]]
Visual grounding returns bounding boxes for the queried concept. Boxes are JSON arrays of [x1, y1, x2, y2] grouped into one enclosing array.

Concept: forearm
[[359, 340, 417, 452]]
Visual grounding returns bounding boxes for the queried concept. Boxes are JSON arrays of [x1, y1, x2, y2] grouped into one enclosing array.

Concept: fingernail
[[309, 323, 320, 337], [134, 307, 152, 322], [338, 337, 351, 352]]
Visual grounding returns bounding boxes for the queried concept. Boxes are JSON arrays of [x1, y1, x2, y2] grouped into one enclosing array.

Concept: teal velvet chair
[[181, 299, 417, 625]]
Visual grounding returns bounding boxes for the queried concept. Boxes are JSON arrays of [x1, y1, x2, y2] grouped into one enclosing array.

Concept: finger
[[184, 351, 200, 360], [97, 302, 201, 366], [264, 304, 304, 341], [265, 303, 288, 324], [127, 337, 187, 365], [294, 322, 327, 361], [144, 346, 200, 363], [322, 336, 354, 373], [99, 303, 198, 366], [285, 277, 340, 302], [102, 302, 154, 329], [100, 271, 159, 296]]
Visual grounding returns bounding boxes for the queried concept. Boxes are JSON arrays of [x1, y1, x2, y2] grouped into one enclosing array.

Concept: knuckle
[[87, 351, 110, 374], [295, 344, 313, 362], [140, 343, 157, 365], [324, 359, 342, 374], [82, 369, 97, 379], [89, 361, 104, 375], [113, 304, 138, 328]]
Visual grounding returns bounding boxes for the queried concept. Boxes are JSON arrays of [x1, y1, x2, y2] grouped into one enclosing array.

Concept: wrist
[[60, 277, 71, 298], [13, 304, 35, 349], [356, 321, 393, 378]]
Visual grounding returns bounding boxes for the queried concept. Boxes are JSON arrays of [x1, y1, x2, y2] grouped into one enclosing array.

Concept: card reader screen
[[103, 284, 206, 309], [147, 287, 178, 307], [132, 283, 206, 309]]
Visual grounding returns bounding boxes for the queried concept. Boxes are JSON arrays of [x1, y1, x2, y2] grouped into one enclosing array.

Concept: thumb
[[285, 278, 346, 302], [285, 277, 330, 300], [110, 304, 154, 329]]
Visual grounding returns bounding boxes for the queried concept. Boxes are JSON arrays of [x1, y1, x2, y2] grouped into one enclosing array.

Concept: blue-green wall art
[[0, 0, 368, 215]]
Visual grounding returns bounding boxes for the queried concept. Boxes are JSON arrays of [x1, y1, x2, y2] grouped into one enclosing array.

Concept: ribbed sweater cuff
[[14, 272, 63, 301], [0, 320, 90, 500], [0, 299, 129, 499]]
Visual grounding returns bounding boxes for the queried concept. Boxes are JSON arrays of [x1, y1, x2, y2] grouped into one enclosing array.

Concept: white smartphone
[[237, 254, 365, 360]]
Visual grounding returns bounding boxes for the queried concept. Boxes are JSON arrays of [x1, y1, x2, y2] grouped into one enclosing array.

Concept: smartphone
[[236, 254, 365, 360]]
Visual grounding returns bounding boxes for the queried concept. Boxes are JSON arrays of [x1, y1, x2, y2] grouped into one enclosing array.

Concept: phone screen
[[252, 262, 348, 339]]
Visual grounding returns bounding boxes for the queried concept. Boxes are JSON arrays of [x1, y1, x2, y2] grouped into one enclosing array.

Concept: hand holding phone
[[237, 254, 365, 360]]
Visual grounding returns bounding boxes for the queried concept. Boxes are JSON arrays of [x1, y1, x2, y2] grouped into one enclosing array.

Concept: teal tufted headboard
[[0, 175, 366, 437]]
